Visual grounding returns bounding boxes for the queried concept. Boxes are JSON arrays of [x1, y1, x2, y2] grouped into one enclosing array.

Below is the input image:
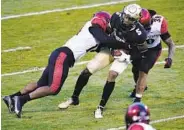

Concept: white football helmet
[[121, 4, 142, 25]]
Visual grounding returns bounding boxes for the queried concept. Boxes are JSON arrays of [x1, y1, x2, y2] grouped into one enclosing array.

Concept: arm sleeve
[[160, 31, 171, 41], [89, 25, 129, 49]]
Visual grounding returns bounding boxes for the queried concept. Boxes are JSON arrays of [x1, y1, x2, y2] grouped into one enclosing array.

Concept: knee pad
[[81, 68, 92, 78], [108, 71, 118, 81]]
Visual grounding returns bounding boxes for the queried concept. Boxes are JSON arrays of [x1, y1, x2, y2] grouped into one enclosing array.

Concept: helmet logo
[[127, 5, 138, 14]]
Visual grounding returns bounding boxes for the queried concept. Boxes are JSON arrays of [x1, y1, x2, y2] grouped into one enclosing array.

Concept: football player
[[58, 4, 148, 118], [2, 11, 130, 118], [130, 8, 175, 102], [125, 103, 156, 130]]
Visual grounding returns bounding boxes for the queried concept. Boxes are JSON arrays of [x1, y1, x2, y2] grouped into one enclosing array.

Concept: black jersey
[[110, 12, 147, 45], [110, 12, 147, 47], [110, 12, 147, 59]]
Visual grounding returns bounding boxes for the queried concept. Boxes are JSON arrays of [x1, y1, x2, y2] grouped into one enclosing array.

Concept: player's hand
[[111, 49, 129, 56], [164, 58, 172, 68]]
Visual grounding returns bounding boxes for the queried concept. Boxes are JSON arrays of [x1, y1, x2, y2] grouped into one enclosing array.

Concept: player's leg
[[58, 47, 113, 109], [95, 52, 130, 118], [14, 49, 70, 118], [2, 66, 49, 113], [134, 49, 161, 102]]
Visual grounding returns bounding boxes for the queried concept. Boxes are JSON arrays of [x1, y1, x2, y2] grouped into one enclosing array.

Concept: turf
[[1, 0, 184, 130]]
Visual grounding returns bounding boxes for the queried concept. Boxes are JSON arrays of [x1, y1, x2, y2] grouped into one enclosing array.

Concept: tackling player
[[130, 8, 175, 102], [125, 103, 155, 130], [58, 4, 148, 118], [2, 11, 130, 118]]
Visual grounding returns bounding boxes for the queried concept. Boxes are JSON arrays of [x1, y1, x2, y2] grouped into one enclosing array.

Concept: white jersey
[[147, 15, 165, 48], [63, 21, 99, 61], [128, 123, 156, 130]]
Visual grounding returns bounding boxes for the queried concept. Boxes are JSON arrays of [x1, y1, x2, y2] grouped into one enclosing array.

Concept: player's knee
[[140, 65, 149, 74], [50, 85, 61, 95], [108, 71, 118, 81], [80, 68, 92, 78]]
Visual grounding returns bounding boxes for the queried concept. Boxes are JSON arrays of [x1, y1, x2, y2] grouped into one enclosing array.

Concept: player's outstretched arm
[[89, 25, 130, 50]]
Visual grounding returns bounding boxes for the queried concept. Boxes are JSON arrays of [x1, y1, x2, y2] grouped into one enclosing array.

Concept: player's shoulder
[[134, 22, 147, 40], [110, 12, 121, 28], [111, 12, 121, 19]]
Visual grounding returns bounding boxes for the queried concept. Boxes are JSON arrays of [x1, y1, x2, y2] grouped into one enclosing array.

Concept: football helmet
[[140, 8, 152, 30], [125, 103, 150, 129], [93, 11, 111, 24], [121, 4, 142, 25], [92, 11, 111, 32]]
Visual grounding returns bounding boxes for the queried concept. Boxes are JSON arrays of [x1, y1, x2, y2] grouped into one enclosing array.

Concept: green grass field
[[1, 0, 184, 130]]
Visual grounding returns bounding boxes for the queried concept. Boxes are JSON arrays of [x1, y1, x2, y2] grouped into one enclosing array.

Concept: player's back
[[128, 123, 156, 130], [64, 21, 99, 61]]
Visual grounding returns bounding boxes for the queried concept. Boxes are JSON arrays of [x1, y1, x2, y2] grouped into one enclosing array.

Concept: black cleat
[[133, 97, 141, 103], [129, 86, 148, 98], [2, 96, 14, 113], [13, 96, 22, 118], [71, 97, 79, 105], [129, 89, 136, 98]]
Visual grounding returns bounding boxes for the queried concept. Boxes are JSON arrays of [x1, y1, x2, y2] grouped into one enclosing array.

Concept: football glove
[[164, 58, 172, 68]]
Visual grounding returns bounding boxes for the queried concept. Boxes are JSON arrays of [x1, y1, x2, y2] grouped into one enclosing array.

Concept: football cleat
[[129, 89, 136, 98], [58, 97, 79, 109], [94, 106, 104, 119], [13, 96, 22, 118], [133, 97, 141, 103], [2, 96, 14, 113], [129, 86, 148, 98]]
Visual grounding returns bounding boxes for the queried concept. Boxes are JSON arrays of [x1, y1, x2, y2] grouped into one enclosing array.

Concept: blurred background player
[[58, 4, 148, 119], [2, 11, 129, 118], [125, 102, 156, 130], [130, 8, 175, 102]]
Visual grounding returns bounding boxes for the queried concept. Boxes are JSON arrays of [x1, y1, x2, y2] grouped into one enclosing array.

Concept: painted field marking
[[1, 0, 136, 20], [1, 45, 184, 77], [1, 61, 89, 77], [2, 46, 32, 53], [107, 115, 184, 130]]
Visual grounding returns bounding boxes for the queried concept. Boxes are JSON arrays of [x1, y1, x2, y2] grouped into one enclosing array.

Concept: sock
[[134, 94, 142, 102], [10, 91, 22, 98], [19, 94, 31, 106], [72, 72, 91, 97], [98, 105, 104, 111], [99, 81, 115, 107]]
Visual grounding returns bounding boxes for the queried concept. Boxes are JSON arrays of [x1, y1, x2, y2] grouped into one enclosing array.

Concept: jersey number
[[136, 28, 142, 35]]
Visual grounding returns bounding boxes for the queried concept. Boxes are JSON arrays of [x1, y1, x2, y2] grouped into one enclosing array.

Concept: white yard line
[[3, 44, 183, 53], [1, 61, 89, 77], [107, 115, 184, 130], [2, 46, 32, 52], [1, 0, 136, 20], [1, 45, 184, 77], [162, 45, 184, 51]]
